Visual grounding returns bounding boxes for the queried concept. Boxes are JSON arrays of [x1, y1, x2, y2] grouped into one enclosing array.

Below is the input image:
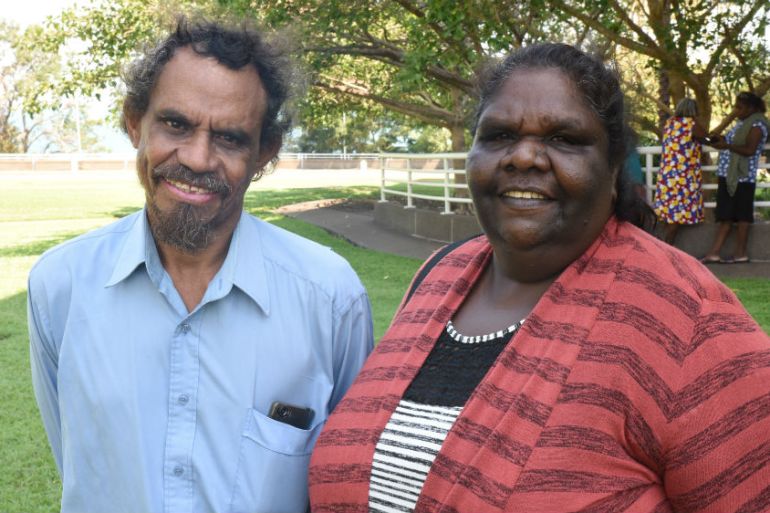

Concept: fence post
[[70, 154, 79, 175], [442, 157, 451, 214], [645, 152, 654, 204], [379, 156, 386, 202], [406, 158, 414, 209]]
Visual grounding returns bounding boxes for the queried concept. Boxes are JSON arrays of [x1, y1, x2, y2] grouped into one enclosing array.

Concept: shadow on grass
[[108, 206, 142, 219], [243, 186, 378, 213], [0, 231, 86, 257]]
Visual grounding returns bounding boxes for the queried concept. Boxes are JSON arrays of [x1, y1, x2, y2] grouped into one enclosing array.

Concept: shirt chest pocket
[[228, 408, 325, 513]]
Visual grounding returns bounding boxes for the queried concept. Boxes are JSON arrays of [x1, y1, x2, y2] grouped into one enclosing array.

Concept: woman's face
[[735, 100, 755, 120], [467, 67, 617, 273]]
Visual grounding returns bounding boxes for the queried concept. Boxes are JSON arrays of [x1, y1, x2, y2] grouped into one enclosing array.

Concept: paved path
[[280, 199, 770, 280], [277, 199, 442, 260]]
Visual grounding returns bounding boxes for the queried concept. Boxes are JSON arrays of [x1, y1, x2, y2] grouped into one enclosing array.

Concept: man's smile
[[161, 177, 219, 204]]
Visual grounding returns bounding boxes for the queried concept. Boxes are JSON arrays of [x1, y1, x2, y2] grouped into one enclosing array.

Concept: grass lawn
[[1, 174, 767, 511], [0, 176, 420, 511]]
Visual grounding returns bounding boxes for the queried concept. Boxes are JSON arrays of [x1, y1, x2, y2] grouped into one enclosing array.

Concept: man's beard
[[144, 162, 233, 253]]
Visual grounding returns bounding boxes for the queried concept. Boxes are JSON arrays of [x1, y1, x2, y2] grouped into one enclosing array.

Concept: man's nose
[[499, 138, 551, 172], [178, 131, 217, 173]]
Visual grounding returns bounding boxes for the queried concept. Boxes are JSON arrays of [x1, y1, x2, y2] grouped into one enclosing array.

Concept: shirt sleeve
[[27, 276, 63, 474], [329, 291, 374, 412]]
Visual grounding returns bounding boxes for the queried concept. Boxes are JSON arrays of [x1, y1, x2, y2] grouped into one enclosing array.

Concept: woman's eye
[[483, 132, 515, 142]]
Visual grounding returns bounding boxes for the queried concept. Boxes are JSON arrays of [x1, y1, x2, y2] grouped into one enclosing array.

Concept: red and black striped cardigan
[[309, 217, 770, 513]]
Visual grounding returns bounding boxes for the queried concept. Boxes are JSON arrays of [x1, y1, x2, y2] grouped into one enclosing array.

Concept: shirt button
[[178, 394, 190, 405], [180, 323, 191, 333], [173, 465, 184, 476]]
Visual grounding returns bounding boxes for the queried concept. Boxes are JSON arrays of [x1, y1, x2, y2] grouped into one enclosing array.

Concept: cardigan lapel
[[416, 219, 621, 511], [333, 237, 494, 506]]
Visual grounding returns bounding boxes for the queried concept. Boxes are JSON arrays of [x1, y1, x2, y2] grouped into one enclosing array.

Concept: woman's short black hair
[[472, 43, 653, 228], [736, 91, 767, 113], [122, 17, 293, 157]]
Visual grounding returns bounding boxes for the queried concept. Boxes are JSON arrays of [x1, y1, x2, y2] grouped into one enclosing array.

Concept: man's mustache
[[152, 163, 232, 195]]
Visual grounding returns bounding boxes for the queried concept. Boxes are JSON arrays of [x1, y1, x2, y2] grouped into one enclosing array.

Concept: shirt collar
[[208, 211, 271, 314], [105, 210, 151, 288], [104, 209, 270, 314]]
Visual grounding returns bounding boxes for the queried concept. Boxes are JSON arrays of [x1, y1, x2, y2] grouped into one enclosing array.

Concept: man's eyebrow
[[156, 109, 188, 121]]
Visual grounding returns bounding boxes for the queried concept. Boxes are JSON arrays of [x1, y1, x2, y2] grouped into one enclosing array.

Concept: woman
[[310, 44, 770, 512], [654, 98, 706, 244], [702, 92, 768, 263]]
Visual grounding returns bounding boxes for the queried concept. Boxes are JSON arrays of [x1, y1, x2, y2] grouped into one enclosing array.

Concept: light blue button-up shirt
[[28, 209, 374, 513]]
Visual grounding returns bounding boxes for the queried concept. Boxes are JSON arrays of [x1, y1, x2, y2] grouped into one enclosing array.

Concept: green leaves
[[13, 0, 769, 153]]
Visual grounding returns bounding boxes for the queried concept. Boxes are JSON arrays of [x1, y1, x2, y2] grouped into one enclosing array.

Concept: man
[[28, 18, 373, 513]]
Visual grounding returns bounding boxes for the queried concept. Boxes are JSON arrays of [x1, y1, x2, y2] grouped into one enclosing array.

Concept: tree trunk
[[692, 84, 712, 131], [657, 68, 671, 133]]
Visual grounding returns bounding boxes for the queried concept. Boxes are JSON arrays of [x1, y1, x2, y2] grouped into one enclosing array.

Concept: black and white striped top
[[368, 319, 524, 513]]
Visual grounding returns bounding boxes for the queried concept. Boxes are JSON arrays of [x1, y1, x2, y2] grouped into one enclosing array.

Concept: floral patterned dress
[[654, 116, 704, 224]]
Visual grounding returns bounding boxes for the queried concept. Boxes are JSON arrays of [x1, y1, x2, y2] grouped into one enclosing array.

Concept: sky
[[2, 0, 80, 28], [2, 0, 135, 152]]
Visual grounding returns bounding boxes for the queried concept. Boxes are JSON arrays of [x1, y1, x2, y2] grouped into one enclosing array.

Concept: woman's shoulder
[[586, 221, 767, 360], [603, 222, 738, 307], [750, 118, 769, 136]]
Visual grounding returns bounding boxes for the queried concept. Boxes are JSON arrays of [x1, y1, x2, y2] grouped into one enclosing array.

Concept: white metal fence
[[379, 146, 770, 214], [0, 152, 381, 172], [2, 148, 769, 213]]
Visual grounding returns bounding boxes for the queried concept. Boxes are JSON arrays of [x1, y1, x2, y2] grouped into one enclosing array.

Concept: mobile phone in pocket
[[268, 401, 315, 430]]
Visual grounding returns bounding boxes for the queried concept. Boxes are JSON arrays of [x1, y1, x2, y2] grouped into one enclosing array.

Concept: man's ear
[[123, 107, 143, 149], [254, 134, 282, 170]]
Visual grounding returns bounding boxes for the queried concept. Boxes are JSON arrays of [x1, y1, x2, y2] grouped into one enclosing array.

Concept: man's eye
[[216, 133, 241, 147], [164, 119, 185, 130]]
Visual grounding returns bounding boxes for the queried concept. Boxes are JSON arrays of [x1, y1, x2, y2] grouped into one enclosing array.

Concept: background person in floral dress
[[654, 98, 707, 245]]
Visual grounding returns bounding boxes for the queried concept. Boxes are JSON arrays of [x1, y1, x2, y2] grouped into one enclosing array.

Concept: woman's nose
[[499, 138, 550, 172]]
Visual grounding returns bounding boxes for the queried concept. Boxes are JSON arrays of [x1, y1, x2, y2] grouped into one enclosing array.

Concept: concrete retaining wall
[[374, 201, 770, 260], [375, 201, 483, 243]]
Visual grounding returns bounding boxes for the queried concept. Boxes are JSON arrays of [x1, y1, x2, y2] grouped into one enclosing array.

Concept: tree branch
[[548, 0, 667, 61], [705, 0, 767, 76], [306, 44, 474, 93], [314, 77, 459, 127], [606, 0, 660, 51], [728, 44, 756, 90], [710, 74, 770, 134], [389, 0, 474, 66]]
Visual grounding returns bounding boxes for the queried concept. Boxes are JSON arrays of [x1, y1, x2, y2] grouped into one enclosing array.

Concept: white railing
[[0, 152, 137, 172], [379, 146, 770, 213], [379, 152, 470, 214], [0, 152, 382, 172], [2, 148, 769, 213]]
